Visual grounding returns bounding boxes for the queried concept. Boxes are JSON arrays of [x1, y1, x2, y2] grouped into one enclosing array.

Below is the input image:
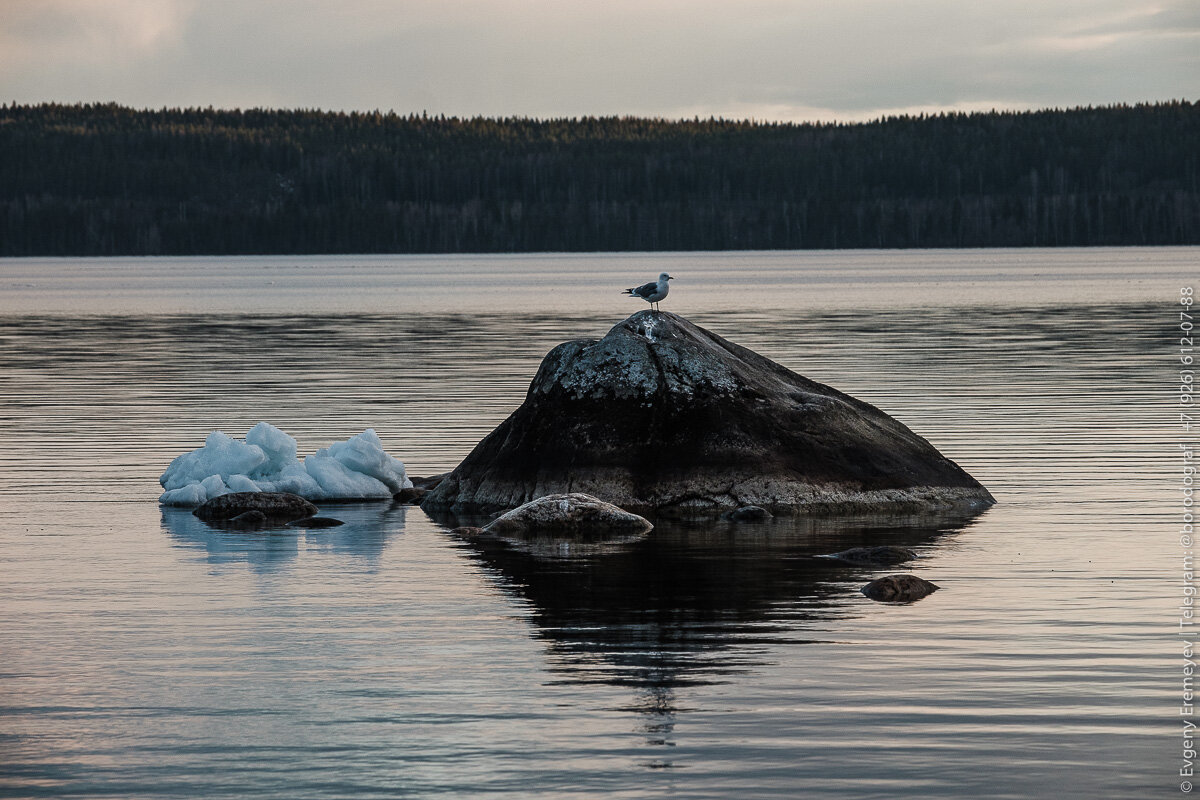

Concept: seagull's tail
[[622, 288, 636, 296]]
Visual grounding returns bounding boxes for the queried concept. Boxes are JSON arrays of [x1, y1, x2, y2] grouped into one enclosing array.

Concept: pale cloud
[[0, 0, 194, 104], [0, 0, 1194, 120], [0, 0, 192, 66]]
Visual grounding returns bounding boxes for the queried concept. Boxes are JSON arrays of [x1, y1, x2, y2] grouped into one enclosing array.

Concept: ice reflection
[[160, 501, 409, 570]]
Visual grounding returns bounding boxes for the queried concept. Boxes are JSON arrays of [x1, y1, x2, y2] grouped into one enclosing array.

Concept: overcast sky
[[1, 0, 1196, 121]]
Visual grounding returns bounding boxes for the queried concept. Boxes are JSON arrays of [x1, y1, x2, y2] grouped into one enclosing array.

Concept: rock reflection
[[448, 508, 987, 692], [160, 501, 409, 571]]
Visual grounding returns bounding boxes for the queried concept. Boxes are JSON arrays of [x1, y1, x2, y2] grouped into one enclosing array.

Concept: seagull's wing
[[627, 281, 658, 298]]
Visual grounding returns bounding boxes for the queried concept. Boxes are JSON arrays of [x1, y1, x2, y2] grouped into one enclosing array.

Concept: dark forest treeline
[[1, 101, 1197, 255]]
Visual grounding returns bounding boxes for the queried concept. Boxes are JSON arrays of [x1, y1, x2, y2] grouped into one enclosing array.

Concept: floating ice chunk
[[159, 483, 207, 507], [245, 422, 297, 476], [304, 453, 394, 500], [316, 429, 409, 494], [254, 462, 324, 498], [200, 474, 231, 499], [160, 431, 268, 491], [157, 423, 412, 506], [226, 474, 261, 493]]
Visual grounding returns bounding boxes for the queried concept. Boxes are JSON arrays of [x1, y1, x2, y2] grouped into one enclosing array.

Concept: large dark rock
[[422, 311, 994, 515], [193, 491, 318, 523]]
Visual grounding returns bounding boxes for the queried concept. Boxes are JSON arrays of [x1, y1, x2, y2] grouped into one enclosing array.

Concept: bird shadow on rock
[[160, 500, 410, 573]]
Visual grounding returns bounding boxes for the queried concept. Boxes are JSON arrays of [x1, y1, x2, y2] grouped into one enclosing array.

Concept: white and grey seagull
[[623, 272, 673, 311]]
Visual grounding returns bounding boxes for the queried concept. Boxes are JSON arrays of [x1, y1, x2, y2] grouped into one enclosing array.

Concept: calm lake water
[[0, 248, 1192, 798]]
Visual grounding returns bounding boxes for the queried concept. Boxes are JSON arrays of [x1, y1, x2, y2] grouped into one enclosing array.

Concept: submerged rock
[[860, 574, 940, 602], [393, 487, 427, 504], [819, 546, 918, 566], [423, 310, 994, 514], [193, 491, 318, 523], [287, 516, 345, 528], [725, 505, 773, 522], [225, 510, 268, 530], [484, 493, 653, 536], [410, 473, 448, 491]]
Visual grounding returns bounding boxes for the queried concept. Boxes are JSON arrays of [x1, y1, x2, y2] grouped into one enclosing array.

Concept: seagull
[[623, 272, 673, 311]]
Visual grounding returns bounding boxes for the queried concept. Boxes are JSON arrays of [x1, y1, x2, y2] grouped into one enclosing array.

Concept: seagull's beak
[[667, 275, 674, 281]]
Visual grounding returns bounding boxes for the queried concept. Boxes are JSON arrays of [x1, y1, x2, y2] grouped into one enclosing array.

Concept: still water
[[0, 249, 1191, 798]]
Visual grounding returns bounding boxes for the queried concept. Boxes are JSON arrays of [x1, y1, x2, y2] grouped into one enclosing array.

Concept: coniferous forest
[[1, 101, 1196, 256]]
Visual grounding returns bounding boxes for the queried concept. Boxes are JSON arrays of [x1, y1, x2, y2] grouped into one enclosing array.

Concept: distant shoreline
[[3, 243, 1198, 263], [3, 100, 1196, 256]]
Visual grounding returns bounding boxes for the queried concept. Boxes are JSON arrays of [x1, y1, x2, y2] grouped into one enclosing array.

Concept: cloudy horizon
[[1, 0, 1197, 122]]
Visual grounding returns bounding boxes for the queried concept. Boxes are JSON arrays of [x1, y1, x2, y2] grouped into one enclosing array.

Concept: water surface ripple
[[0, 250, 1184, 798]]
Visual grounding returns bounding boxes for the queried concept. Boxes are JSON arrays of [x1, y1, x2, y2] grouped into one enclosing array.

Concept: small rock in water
[[193, 491, 318, 523], [410, 473, 448, 491], [820, 546, 917, 566], [288, 516, 345, 528], [450, 526, 487, 537], [393, 487, 427, 504], [860, 574, 939, 603], [485, 493, 653, 536], [724, 505, 772, 522], [225, 510, 268, 530]]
